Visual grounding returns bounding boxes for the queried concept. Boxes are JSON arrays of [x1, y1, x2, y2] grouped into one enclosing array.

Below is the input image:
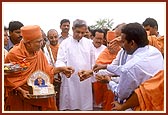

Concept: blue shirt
[[5, 37, 14, 51]]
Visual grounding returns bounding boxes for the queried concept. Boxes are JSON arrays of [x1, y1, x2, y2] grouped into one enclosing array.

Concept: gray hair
[[73, 19, 87, 28]]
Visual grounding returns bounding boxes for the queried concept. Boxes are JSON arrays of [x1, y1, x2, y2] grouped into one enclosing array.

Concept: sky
[[2, 2, 166, 36]]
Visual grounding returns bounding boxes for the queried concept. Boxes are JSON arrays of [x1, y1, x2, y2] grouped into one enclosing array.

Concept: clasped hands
[[78, 70, 93, 81], [62, 67, 93, 81], [78, 64, 108, 82]]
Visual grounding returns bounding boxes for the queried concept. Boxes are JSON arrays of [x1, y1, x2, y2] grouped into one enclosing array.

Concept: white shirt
[[91, 43, 106, 82], [55, 36, 95, 110], [58, 33, 71, 44], [92, 44, 106, 60], [107, 45, 164, 100]]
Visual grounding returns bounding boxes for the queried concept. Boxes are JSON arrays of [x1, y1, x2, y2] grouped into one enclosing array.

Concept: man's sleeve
[[117, 71, 138, 101]]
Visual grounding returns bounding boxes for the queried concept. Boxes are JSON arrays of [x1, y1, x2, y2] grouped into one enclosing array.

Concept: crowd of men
[[3, 17, 164, 111]]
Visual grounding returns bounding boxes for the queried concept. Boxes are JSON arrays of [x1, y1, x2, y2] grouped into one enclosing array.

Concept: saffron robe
[[4, 40, 57, 111], [94, 48, 118, 110], [148, 35, 164, 55], [134, 70, 164, 111]]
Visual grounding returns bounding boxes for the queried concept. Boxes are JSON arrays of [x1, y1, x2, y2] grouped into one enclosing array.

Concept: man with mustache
[[55, 19, 96, 111], [93, 23, 164, 111], [5, 21, 24, 51], [4, 25, 74, 111], [58, 19, 71, 44]]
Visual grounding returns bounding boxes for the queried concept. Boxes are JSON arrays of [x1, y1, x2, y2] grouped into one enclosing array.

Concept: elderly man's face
[[72, 26, 87, 41], [37, 77, 43, 85], [48, 31, 58, 46], [30, 38, 43, 52]]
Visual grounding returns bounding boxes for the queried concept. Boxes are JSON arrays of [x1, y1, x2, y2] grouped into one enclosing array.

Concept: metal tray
[[4, 63, 27, 73], [28, 93, 56, 99], [4, 68, 27, 73]]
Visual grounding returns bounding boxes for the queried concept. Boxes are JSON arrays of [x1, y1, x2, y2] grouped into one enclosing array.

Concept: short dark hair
[[92, 28, 105, 38], [142, 18, 158, 30], [102, 28, 109, 39], [8, 21, 24, 32], [121, 22, 149, 47], [60, 19, 70, 26]]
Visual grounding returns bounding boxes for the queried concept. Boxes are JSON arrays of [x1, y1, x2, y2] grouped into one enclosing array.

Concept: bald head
[[114, 23, 126, 37], [47, 29, 58, 46]]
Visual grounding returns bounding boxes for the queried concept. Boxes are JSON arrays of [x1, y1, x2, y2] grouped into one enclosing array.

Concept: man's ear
[[131, 40, 138, 49], [154, 26, 158, 31], [25, 42, 31, 47], [131, 40, 136, 47], [130, 40, 134, 45], [9, 31, 12, 35]]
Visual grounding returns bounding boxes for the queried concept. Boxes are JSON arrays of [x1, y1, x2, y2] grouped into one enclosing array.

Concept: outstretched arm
[[111, 92, 139, 111], [54, 66, 74, 78], [93, 64, 107, 73]]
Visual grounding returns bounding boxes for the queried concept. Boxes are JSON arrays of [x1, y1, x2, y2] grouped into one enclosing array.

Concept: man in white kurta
[[55, 19, 95, 110], [91, 29, 107, 60]]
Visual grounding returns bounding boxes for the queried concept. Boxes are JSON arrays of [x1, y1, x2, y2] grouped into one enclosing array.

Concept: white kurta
[[55, 36, 95, 110], [93, 44, 106, 60], [91, 44, 106, 82]]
